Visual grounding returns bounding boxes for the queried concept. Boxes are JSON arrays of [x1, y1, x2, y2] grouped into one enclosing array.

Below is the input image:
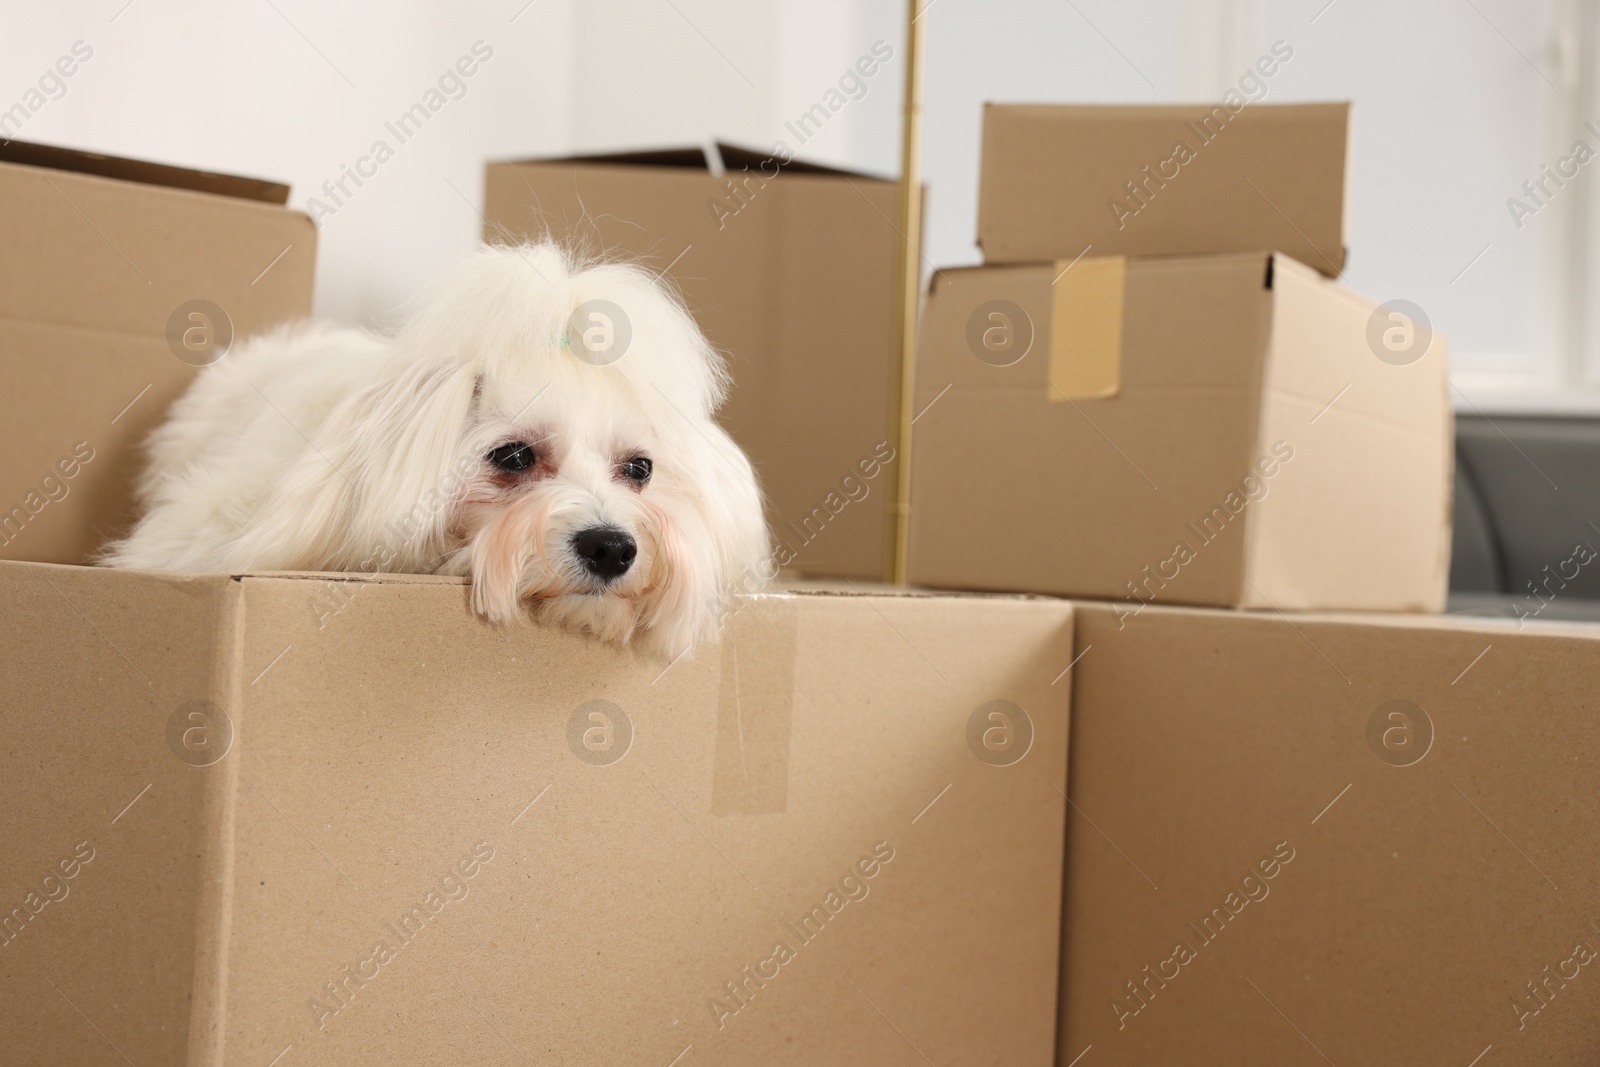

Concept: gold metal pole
[[887, 0, 925, 585]]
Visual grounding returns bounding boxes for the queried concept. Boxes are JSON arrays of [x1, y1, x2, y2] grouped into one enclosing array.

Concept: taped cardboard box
[[483, 145, 900, 581], [1058, 602, 1600, 1065], [907, 251, 1452, 612], [0, 561, 1072, 1066], [978, 101, 1349, 275], [0, 140, 316, 566]]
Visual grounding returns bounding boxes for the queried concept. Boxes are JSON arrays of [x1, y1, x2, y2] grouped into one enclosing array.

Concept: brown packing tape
[[1049, 255, 1126, 400], [711, 596, 800, 814]]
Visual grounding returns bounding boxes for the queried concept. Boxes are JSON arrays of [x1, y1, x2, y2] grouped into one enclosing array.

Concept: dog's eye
[[619, 456, 652, 483], [488, 443, 536, 473]]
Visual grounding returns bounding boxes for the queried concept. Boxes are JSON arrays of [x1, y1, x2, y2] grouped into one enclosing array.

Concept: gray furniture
[[1449, 415, 1600, 622]]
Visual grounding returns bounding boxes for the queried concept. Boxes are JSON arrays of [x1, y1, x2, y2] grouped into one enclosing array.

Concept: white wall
[[2, 0, 897, 326], [3, 1, 575, 324], [566, 0, 898, 169], [1257, 0, 1557, 397]]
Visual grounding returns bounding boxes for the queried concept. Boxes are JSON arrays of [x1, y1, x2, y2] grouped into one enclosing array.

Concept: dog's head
[[304, 243, 772, 654]]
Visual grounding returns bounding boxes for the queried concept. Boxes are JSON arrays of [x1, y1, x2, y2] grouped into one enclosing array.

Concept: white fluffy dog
[[102, 243, 772, 654]]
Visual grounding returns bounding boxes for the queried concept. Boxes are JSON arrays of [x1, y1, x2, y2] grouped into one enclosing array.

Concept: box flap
[[0, 140, 290, 205], [220, 570, 1065, 601], [496, 140, 889, 180]]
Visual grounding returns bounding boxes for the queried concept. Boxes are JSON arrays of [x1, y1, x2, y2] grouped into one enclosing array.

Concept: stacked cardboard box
[[899, 100, 1600, 1067], [976, 102, 1349, 270], [874, 97, 1590, 1067], [908, 102, 1453, 614]]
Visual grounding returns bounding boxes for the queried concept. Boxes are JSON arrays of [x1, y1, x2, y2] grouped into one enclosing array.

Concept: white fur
[[102, 243, 772, 654]]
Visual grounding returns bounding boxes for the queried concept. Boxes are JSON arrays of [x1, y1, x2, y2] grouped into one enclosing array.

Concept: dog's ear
[[642, 420, 772, 654], [229, 358, 480, 572], [701, 426, 773, 606]]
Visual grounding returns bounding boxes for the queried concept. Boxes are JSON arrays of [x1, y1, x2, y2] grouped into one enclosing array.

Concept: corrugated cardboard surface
[[1060, 602, 1600, 1065], [907, 252, 1450, 613], [0, 564, 241, 1065], [483, 151, 900, 581], [908, 253, 1272, 605], [1246, 256, 1453, 611], [978, 103, 1349, 274], [0, 149, 315, 566], [0, 562, 1072, 1065]]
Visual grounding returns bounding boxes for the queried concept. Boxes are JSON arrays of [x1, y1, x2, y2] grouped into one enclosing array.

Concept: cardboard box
[[0, 140, 316, 566], [978, 102, 1349, 275], [907, 251, 1452, 612], [0, 561, 1072, 1065], [484, 145, 901, 581], [1059, 602, 1600, 1065]]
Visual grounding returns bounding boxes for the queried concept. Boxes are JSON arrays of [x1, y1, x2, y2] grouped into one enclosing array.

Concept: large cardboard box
[[0, 141, 316, 566], [0, 562, 1072, 1065], [978, 102, 1349, 275], [1059, 602, 1600, 1065], [907, 251, 1452, 612], [483, 145, 900, 581]]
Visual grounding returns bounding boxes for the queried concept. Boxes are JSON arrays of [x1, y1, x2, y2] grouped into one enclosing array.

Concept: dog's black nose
[[572, 526, 636, 581]]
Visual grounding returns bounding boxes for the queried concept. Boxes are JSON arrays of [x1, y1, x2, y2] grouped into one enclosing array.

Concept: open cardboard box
[[0, 560, 1073, 1066], [908, 251, 1452, 612], [483, 144, 903, 582], [0, 140, 316, 566]]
